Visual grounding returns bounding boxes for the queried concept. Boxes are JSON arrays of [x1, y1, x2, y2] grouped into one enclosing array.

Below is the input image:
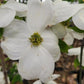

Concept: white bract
[[26, 0, 84, 28], [52, 23, 84, 45], [51, 0, 84, 25], [63, 28, 84, 45], [52, 23, 74, 45], [52, 23, 67, 39], [0, 71, 10, 84], [33, 74, 60, 84], [72, 3, 84, 30], [0, 0, 27, 27], [68, 47, 84, 66]]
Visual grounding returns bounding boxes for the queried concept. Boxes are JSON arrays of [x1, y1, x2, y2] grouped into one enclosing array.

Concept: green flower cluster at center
[[29, 32, 43, 46]]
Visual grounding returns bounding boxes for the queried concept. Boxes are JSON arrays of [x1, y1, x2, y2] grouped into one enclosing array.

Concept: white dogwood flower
[[51, 0, 84, 30], [1, 0, 83, 82], [1, 19, 61, 83], [33, 74, 60, 84], [0, 0, 27, 27], [68, 47, 84, 66], [51, 0, 84, 25], [52, 23, 84, 45]]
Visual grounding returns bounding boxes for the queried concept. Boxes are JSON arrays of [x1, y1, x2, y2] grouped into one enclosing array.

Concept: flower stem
[[0, 47, 8, 84], [79, 38, 84, 84]]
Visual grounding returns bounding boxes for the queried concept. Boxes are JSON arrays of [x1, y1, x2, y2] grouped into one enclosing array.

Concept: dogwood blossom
[[51, 0, 84, 25], [68, 47, 84, 66], [1, 0, 84, 83], [0, 0, 27, 27], [1, 19, 61, 83], [52, 23, 74, 45], [51, 0, 84, 30], [33, 74, 60, 84], [52, 23, 84, 45]]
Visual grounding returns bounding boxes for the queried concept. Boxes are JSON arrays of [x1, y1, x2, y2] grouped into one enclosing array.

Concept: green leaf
[[11, 74, 22, 84], [8, 64, 17, 81], [74, 58, 80, 68], [79, 0, 84, 3], [69, 26, 84, 33], [58, 39, 70, 53], [74, 58, 84, 69], [63, 0, 74, 2], [15, 16, 26, 21], [3, 0, 7, 4], [0, 28, 4, 39], [8, 64, 23, 83]]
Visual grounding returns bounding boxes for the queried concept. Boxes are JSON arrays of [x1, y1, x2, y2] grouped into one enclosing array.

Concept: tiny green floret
[[29, 32, 43, 46]]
